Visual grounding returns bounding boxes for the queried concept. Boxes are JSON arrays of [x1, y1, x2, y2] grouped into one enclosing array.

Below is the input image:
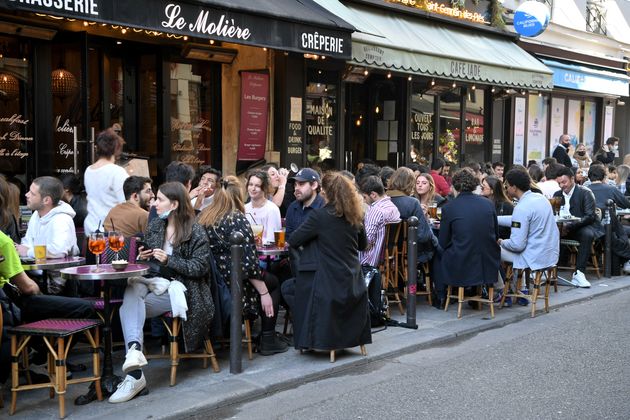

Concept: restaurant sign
[[1, 0, 352, 59], [237, 71, 269, 161], [386, 0, 487, 24]]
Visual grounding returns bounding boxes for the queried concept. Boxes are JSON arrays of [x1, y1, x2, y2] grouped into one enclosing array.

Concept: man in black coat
[[554, 166, 604, 287], [434, 168, 501, 305], [552, 134, 574, 168]]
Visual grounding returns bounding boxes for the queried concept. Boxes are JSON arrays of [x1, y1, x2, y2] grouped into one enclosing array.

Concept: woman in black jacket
[[288, 172, 371, 353]]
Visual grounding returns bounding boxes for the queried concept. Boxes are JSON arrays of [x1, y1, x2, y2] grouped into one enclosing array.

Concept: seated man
[[553, 166, 604, 287], [104, 176, 154, 238], [435, 168, 501, 305], [16, 176, 79, 259], [586, 164, 630, 213], [16, 176, 79, 295], [500, 169, 559, 295], [1, 230, 95, 383]]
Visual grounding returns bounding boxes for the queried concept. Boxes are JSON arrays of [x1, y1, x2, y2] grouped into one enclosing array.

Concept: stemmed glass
[[88, 232, 106, 272], [108, 230, 125, 261]]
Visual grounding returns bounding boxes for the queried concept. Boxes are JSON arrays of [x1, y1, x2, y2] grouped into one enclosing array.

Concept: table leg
[[75, 283, 121, 405]]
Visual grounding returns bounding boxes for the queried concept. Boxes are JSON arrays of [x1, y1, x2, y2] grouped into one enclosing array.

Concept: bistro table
[[60, 263, 148, 402], [21, 256, 86, 294], [257, 244, 289, 258]]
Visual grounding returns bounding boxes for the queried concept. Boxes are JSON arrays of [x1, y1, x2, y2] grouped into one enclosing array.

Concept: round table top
[[60, 263, 149, 281], [555, 215, 581, 223], [21, 256, 85, 271], [257, 245, 289, 257]]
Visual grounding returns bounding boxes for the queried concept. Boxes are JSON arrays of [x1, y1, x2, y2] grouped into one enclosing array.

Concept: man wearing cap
[[285, 168, 325, 241]]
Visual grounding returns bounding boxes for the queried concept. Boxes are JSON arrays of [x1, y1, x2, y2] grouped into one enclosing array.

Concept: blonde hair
[[321, 172, 364, 228], [414, 173, 436, 204], [198, 176, 244, 227], [387, 167, 415, 196]]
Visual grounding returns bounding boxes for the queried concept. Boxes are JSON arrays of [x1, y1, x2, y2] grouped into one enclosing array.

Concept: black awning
[[0, 0, 354, 59]]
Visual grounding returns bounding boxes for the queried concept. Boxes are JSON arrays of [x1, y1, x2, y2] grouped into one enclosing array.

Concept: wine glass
[[88, 232, 106, 272], [108, 231, 125, 262]]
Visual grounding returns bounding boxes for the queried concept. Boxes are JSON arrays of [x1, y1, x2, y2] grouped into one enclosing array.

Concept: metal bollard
[[405, 216, 419, 329], [229, 231, 245, 374], [605, 199, 614, 278]]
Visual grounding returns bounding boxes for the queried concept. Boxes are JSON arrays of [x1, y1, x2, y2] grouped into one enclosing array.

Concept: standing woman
[[198, 176, 288, 355], [480, 176, 514, 239], [84, 128, 129, 235], [111, 182, 214, 403], [244, 171, 282, 245], [288, 172, 371, 353]]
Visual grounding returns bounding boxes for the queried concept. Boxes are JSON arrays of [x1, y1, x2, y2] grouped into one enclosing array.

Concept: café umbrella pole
[[229, 231, 245, 374], [605, 199, 614, 278], [403, 216, 419, 329]]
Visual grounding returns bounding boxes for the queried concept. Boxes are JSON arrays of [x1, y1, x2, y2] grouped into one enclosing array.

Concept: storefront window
[[51, 44, 83, 175], [169, 61, 214, 170], [464, 89, 485, 164], [526, 94, 549, 164], [0, 36, 32, 189], [439, 88, 461, 165], [305, 69, 337, 167], [138, 55, 157, 174], [109, 57, 124, 129], [372, 79, 399, 166], [410, 83, 434, 166]]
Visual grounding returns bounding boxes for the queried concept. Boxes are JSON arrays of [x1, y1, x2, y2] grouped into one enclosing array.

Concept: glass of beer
[[428, 203, 438, 220], [34, 244, 47, 261], [108, 231, 125, 261], [274, 229, 286, 248], [88, 232, 106, 272], [251, 224, 264, 248]]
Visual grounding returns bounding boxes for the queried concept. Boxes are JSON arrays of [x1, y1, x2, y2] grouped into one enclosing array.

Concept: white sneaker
[[122, 344, 147, 373], [570, 270, 591, 288], [108, 373, 146, 403], [623, 261, 630, 273]]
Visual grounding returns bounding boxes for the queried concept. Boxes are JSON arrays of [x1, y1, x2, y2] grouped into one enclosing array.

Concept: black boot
[[259, 331, 289, 356]]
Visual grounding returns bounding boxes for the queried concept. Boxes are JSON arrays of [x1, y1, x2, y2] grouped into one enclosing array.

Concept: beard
[[296, 189, 314, 203]]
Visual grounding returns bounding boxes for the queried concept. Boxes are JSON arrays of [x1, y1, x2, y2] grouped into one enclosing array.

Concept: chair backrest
[[383, 222, 402, 256], [100, 236, 137, 264]]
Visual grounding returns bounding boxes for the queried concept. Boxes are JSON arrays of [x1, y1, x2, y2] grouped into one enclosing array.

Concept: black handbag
[[203, 227, 233, 336]]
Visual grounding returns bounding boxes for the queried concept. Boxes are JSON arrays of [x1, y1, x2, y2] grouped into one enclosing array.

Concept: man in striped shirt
[[358, 176, 401, 268]]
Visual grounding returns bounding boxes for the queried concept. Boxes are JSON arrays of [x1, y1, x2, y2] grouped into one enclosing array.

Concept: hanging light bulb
[[387, 72, 392, 79], [375, 106, 380, 114], [363, 69, 369, 76], [431, 78, 435, 86], [538, 92, 542, 97], [408, 75, 412, 81], [471, 85, 476, 90], [452, 81, 456, 88], [491, 86, 496, 93], [355, 118, 362, 127], [121, 28, 127, 34]]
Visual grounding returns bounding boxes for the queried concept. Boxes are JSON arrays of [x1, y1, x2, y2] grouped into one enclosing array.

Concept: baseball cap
[[292, 168, 321, 183]]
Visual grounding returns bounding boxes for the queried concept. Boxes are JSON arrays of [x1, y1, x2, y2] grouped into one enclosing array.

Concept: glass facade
[[305, 69, 337, 166], [409, 83, 434, 167]]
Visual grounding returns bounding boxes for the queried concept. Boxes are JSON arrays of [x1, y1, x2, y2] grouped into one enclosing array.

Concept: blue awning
[[542, 59, 630, 96]]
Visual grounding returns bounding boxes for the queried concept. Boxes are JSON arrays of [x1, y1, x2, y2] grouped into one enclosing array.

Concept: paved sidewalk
[[4, 274, 630, 419]]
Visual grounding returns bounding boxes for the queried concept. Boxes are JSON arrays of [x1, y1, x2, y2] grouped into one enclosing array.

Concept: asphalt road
[[195, 289, 630, 420]]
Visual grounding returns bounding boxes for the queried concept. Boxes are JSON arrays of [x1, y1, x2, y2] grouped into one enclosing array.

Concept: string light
[[491, 86, 496, 93], [471, 85, 476, 90], [363, 69, 369, 76], [431, 78, 435, 86], [452, 81, 456, 88], [408, 75, 412, 81], [387, 72, 392, 79]]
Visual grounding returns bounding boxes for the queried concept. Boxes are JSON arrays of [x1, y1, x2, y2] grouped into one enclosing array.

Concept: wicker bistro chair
[[558, 238, 602, 279], [500, 266, 555, 317], [8, 318, 102, 418], [379, 222, 404, 315], [145, 312, 220, 386], [444, 284, 495, 319]]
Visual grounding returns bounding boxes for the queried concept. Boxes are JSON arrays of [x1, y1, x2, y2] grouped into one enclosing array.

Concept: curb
[[163, 279, 630, 419]]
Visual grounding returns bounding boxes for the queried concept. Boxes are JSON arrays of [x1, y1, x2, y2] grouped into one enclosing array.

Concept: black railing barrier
[[229, 231, 245, 374], [403, 216, 419, 329], [605, 199, 614, 278]]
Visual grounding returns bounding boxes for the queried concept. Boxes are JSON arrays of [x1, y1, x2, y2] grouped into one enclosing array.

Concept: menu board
[[237, 71, 269, 161]]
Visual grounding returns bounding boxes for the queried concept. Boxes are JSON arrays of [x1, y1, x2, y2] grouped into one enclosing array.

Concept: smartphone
[[136, 240, 150, 252]]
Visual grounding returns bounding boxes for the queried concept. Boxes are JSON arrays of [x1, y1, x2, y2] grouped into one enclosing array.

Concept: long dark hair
[[322, 172, 364, 227], [484, 176, 511, 205], [158, 182, 195, 246]]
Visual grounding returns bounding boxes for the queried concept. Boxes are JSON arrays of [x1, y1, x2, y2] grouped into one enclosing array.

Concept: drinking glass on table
[[251, 224, 264, 248], [108, 230, 125, 261], [88, 232, 106, 272]]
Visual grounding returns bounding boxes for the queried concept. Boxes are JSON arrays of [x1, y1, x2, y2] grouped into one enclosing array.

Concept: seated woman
[[110, 182, 214, 404], [288, 172, 371, 352], [244, 170, 282, 246], [198, 176, 287, 356], [480, 175, 514, 240], [414, 173, 445, 214]]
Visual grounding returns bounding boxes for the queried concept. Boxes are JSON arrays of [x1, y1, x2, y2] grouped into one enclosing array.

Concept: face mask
[[577, 151, 586, 156], [158, 209, 172, 220]]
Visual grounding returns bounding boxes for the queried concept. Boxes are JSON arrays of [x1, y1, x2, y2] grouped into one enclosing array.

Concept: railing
[[586, 0, 607, 35]]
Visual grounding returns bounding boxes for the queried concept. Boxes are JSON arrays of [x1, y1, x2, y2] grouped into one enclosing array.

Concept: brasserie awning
[[341, 3, 553, 90], [0, 0, 355, 59]]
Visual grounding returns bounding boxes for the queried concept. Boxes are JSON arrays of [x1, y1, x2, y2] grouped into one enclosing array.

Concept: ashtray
[[111, 260, 128, 271]]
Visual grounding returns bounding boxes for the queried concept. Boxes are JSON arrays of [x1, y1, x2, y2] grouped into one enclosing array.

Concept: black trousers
[[567, 226, 597, 273]]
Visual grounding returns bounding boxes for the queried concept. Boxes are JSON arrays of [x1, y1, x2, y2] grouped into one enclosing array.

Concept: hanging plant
[[488, 0, 506, 29]]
